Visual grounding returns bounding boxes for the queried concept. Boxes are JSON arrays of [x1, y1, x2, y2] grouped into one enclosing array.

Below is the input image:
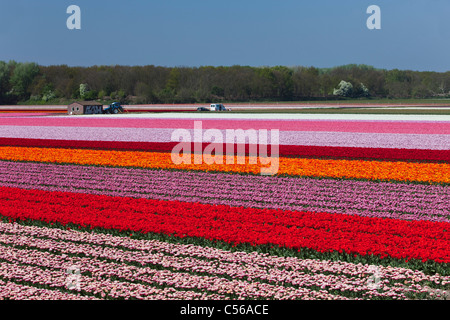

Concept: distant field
[[2, 101, 450, 115], [0, 105, 449, 301], [221, 108, 450, 115]]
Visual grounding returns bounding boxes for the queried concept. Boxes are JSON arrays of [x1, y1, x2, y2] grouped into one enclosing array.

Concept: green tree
[[353, 83, 370, 98], [134, 82, 158, 104], [166, 68, 180, 92], [97, 90, 107, 99], [0, 61, 9, 88], [211, 85, 224, 97], [271, 66, 293, 100], [384, 69, 413, 98], [292, 66, 320, 99], [84, 90, 98, 100], [9, 62, 40, 99], [0, 61, 11, 103], [41, 83, 56, 101]]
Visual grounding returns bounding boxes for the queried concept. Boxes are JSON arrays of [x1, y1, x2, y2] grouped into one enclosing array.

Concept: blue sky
[[1, 0, 450, 71]]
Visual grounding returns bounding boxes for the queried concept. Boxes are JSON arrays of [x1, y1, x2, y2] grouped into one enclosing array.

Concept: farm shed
[[68, 101, 103, 115]]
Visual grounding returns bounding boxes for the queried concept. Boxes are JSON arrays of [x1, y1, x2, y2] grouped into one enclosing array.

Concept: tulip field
[[0, 110, 449, 300]]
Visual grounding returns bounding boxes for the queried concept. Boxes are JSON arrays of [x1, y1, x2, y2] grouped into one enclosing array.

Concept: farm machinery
[[103, 102, 125, 114], [197, 103, 231, 112]]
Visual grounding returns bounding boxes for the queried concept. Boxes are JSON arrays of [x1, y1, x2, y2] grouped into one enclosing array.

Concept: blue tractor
[[103, 102, 124, 114]]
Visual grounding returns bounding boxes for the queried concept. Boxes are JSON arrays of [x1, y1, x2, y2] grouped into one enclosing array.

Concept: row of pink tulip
[[0, 278, 98, 300], [0, 125, 448, 150], [1, 116, 449, 134], [0, 229, 344, 300], [1, 221, 448, 300]]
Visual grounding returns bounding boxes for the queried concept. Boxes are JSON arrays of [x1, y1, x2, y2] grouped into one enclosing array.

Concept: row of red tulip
[[1, 186, 449, 264]]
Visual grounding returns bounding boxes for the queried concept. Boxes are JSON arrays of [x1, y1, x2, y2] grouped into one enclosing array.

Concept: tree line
[[1, 61, 450, 105]]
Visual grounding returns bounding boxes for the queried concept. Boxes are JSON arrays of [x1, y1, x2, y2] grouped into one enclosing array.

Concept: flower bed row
[[0, 113, 447, 301], [1, 117, 449, 134], [0, 138, 448, 162], [0, 236, 337, 300], [0, 259, 225, 300], [1, 126, 448, 150], [1, 186, 449, 264], [0, 278, 98, 300], [0, 146, 447, 183], [0, 161, 447, 223], [1, 221, 448, 300]]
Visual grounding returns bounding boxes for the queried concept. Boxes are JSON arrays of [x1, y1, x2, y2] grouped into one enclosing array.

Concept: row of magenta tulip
[[0, 161, 447, 223]]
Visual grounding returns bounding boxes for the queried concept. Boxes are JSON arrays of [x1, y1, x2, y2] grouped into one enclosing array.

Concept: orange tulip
[[0, 146, 447, 183]]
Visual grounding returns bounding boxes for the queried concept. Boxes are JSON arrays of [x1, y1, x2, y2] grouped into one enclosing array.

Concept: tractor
[[103, 102, 124, 114]]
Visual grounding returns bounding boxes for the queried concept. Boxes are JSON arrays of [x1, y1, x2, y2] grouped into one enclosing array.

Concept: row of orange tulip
[[0, 146, 448, 183]]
